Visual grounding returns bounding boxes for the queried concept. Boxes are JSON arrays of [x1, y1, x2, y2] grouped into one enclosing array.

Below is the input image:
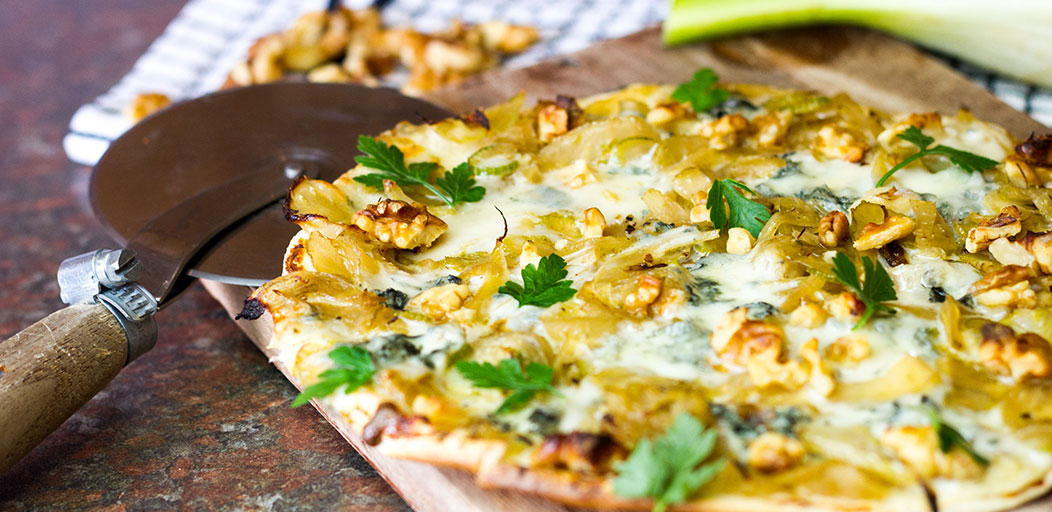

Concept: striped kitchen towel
[[63, 0, 1052, 166]]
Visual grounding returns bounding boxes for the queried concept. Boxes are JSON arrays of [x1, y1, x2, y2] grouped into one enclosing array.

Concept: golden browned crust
[[355, 402, 944, 512]]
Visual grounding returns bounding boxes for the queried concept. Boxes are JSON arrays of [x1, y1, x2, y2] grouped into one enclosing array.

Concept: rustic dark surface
[[0, 2, 410, 510]]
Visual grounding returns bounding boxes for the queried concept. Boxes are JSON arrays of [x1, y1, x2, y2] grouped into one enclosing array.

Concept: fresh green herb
[[454, 358, 561, 414], [876, 126, 998, 186], [831, 252, 897, 329], [672, 68, 730, 113], [435, 162, 486, 204], [498, 253, 577, 307], [291, 346, 375, 407], [923, 404, 989, 466], [706, 178, 771, 238], [353, 135, 485, 207], [614, 413, 725, 512]]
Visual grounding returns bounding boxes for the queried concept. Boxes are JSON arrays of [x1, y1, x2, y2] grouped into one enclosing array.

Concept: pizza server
[[0, 82, 452, 473]]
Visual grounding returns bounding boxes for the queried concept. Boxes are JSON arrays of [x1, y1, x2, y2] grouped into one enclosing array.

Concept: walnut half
[[351, 199, 447, 250], [710, 309, 807, 390], [746, 432, 804, 473], [966, 206, 1022, 253], [818, 211, 849, 248], [970, 265, 1036, 308], [881, 425, 983, 479], [978, 322, 1052, 381]]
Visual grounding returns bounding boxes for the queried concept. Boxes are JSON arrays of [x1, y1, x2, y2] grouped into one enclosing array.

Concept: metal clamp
[[57, 249, 158, 365]]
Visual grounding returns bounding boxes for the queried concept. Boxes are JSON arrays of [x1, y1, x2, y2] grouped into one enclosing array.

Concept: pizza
[[242, 70, 1052, 511]]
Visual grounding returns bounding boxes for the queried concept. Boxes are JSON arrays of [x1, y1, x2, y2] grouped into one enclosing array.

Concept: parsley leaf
[[614, 413, 725, 512], [672, 68, 730, 113], [706, 178, 771, 238], [923, 404, 989, 467], [291, 346, 375, 407], [454, 358, 560, 414], [897, 125, 935, 148], [831, 252, 897, 329], [876, 126, 998, 186], [353, 135, 486, 207], [499, 253, 577, 307], [435, 162, 486, 205]]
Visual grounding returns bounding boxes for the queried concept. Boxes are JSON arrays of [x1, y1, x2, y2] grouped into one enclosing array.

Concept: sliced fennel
[[663, 0, 1052, 88]]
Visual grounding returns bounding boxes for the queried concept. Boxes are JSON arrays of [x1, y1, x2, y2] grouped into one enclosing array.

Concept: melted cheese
[[266, 83, 1052, 503]]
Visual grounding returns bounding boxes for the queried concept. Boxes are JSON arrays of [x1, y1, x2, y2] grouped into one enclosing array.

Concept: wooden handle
[[0, 303, 128, 473]]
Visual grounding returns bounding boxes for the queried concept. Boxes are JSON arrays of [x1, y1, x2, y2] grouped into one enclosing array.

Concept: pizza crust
[[363, 402, 940, 512], [251, 82, 1052, 511]]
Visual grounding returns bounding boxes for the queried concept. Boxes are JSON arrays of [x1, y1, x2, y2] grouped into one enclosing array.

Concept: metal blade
[[124, 163, 309, 304], [90, 82, 453, 303]]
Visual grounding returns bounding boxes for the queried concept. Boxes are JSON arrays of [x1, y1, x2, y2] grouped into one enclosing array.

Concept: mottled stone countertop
[[0, 2, 409, 510]]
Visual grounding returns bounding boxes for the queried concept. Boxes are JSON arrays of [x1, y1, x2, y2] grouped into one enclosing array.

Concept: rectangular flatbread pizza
[[242, 70, 1052, 512]]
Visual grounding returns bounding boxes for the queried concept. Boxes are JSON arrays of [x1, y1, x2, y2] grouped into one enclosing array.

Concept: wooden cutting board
[[203, 26, 1050, 512]]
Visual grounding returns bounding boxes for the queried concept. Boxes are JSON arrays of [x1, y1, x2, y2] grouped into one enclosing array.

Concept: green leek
[[664, 0, 1052, 88]]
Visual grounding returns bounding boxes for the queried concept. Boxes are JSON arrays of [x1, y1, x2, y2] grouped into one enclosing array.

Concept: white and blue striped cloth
[[63, 0, 1052, 166]]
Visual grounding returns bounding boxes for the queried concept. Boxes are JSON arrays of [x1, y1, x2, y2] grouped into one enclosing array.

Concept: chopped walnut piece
[[814, 125, 866, 163], [801, 338, 835, 396], [970, 265, 1036, 308], [223, 8, 537, 95], [1002, 156, 1042, 188], [881, 426, 983, 480], [624, 275, 663, 317], [711, 309, 807, 390], [978, 280, 1037, 309], [645, 102, 688, 126], [1022, 231, 1052, 274], [126, 93, 171, 122], [726, 227, 755, 255], [824, 334, 871, 365], [689, 204, 710, 223], [827, 292, 866, 324], [749, 111, 793, 148], [905, 112, 944, 131], [988, 231, 1052, 274], [853, 214, 915, 251], [978, 323, 1052, 381], [283, 9, 353, 71], [582, 208, 607, 238], [1016, 133, 1052, 166], [747, 432, 805, 473], [711, 309, 776, 362], [689, 192, 711, 223], [519, 241, 543, 268], [307, 63, 354, 83], [564, 160, 598, 189], [818, 211, 849, 248], [476, 21, 539, 53], [988, 237, 1035, 269], [744, 343, 808, 390], [700, 114, 748, 150], [1001, 134, 1052, 187], [247, 35, 286, 84], [965, 206, 1022, 253], [410, 283, 471, 320], [649, 287, 689, 317], [538, 104, 570, 142], [423, 38, 490, 76], [351, 199, 447, 250], [789, 301, 827, 329]]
